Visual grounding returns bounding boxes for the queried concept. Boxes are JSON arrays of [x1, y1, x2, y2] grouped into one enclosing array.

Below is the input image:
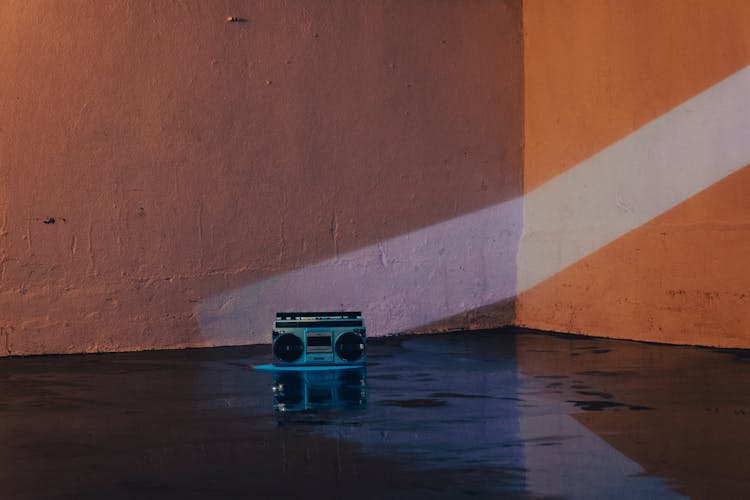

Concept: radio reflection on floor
[[272, 367, 367, 413]]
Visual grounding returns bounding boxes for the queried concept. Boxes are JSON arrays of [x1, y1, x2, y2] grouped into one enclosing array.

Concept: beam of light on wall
[[518, 64, 750, 292], [197, 199, 523, 345], [196, 64, 750, 346]]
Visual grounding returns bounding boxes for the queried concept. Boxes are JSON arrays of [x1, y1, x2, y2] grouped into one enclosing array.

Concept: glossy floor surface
[[1, 330, 748, 499]]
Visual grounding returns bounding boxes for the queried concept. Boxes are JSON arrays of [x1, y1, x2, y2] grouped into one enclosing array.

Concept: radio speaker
[[334, 331, 365, 363]]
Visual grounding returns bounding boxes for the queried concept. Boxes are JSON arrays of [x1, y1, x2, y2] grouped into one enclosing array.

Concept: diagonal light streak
[[197, 199, 522, 345], [518, 64, 750, 292], [197, 64, 750, 346]]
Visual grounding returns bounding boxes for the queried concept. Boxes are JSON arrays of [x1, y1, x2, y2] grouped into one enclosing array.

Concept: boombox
[[272, 311, 366, 366]]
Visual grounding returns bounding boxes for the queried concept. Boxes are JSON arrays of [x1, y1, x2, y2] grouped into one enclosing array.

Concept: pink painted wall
[[0, 1, 523, 355]]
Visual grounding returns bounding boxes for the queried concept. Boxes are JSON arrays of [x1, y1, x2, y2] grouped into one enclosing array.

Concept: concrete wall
[[5, 0, 748, 355], [0, 1, 523, 355], [517, 0, 750, 347]]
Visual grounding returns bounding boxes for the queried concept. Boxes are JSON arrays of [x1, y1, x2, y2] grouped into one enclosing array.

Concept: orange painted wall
[[5, 0, 748, 354], [518, 0, 750, 347], [0, 1, 523, 355]]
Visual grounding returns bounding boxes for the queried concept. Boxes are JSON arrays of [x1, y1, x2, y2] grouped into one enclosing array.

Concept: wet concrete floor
[[0, 329, 748, 499]]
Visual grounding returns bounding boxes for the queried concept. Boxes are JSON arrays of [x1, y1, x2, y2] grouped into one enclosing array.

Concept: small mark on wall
[[38, 217, 66, 225]]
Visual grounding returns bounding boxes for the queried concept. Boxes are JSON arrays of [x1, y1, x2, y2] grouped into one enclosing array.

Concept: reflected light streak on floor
[[197, 64, 750, 345], [4, 330, 742, 498]]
